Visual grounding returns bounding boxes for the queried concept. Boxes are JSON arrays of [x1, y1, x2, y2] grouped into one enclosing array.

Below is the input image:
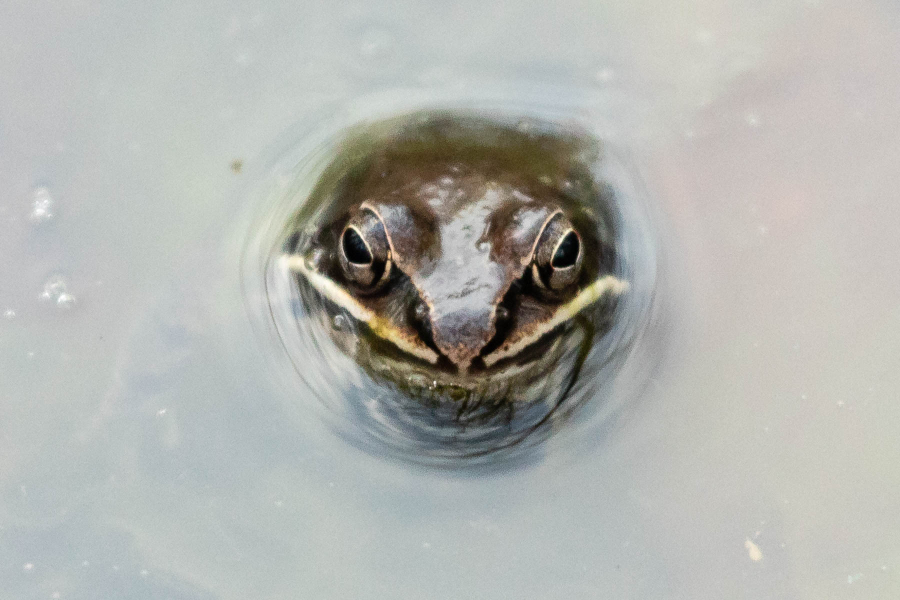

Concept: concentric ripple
[[242, 90, 663, 469]]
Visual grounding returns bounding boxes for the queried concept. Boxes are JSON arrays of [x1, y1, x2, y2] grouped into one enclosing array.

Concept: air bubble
[[56, 293, 76, 309], [39, 276, 77, 310], [332, 314, 347, 331], [3, 309, 14, 320], [29, 186, 55, 223]]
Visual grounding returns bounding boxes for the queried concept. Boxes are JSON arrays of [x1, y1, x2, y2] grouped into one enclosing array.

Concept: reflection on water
[[244, 101, 663, 467]]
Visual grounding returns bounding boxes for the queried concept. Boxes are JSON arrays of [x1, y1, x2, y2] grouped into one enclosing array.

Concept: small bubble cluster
[[28, 186, 55, 223], [39, 275, 77, 310]]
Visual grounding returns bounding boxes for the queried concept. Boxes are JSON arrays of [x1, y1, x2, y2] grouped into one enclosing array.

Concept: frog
[[284, 112, 627, 405]]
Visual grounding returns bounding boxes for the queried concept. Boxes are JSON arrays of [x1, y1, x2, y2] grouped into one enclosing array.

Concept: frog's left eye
[[531, 213, 583, 291], [339, 208, 392, 291]]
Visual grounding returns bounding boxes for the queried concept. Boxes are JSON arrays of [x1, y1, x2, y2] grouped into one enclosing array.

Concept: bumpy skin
[[290, 113, 621, 389]]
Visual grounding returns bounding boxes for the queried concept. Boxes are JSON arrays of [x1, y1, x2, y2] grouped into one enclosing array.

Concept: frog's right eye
[[339, 208, 392, 291]]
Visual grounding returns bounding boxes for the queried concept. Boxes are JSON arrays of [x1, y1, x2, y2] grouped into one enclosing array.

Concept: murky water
[[2, 1, 900, 598]]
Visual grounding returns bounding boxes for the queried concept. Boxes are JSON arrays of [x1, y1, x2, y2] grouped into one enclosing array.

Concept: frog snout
[[426, 306, 498, 371]]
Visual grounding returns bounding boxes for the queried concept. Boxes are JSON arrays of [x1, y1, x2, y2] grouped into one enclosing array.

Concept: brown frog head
[[287, 113, 627, 397]]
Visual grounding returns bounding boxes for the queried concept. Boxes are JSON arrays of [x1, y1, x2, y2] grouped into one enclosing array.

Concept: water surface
[[2, 1, 899, 598]]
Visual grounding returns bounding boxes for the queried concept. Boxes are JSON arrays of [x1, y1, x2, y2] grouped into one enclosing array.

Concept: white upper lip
[[285, 253, 628, 369]]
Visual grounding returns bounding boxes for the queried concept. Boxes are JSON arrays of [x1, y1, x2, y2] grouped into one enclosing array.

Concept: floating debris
[[745, 538, 763, 562]]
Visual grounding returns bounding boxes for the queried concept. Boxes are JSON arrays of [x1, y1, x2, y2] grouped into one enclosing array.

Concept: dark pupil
[[342, 228, 372, 264], [551, 232, 580, 268]]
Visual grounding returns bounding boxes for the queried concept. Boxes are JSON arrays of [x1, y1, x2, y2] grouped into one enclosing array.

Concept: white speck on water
[[801, 394, 808, 400], [745, 538, 763, 561], [156, 408, 168, 417], [29, 186, 55, 223], [757, 225, 769, 236], [837, 400, 846, 408], [477, 241, 489, 253], [235, 51, 252, 66], [51, 592, 60, 599], [745, 112, 762, 127], [848, 573, 863, 584], [81, 560, 89, 567], [139, 569, 149, 577], [422, 542, 431, 549], [23, 563, 34, 572], [3, 309, 15, 320]]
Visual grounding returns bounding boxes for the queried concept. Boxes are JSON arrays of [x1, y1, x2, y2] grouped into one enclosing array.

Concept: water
[[2, 1, 900, 598]]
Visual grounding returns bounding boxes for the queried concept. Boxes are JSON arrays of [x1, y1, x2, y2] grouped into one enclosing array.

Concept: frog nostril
[[411, 299, 442, 359]]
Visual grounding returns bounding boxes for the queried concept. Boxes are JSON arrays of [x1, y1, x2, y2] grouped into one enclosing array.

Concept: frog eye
[[339, 208, 392, 290], [531, 213, 583, 291]]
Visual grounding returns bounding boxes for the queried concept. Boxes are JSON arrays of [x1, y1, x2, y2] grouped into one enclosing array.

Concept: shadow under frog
[[277, 112, 633, 464]]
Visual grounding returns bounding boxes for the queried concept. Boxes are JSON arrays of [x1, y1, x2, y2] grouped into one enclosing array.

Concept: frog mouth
[[358, 313, 595, 403]]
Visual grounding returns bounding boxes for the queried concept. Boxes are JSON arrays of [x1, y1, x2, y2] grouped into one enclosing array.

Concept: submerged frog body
[[286, 113, 627, 406]]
